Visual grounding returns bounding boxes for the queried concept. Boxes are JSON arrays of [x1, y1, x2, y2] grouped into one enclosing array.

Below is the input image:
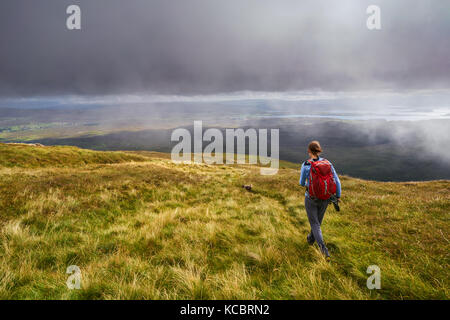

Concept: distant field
[[0, 144, 448, 299], [1, 106, 449, 181]]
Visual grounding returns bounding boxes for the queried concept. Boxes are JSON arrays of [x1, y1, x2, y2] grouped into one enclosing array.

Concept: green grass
[[0, 143, 148, 168], [0, 144, 448, 299]]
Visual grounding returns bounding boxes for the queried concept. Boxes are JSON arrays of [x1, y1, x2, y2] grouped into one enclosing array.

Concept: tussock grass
[[0, 145, 448, 299], [0, 143, 147, 168]]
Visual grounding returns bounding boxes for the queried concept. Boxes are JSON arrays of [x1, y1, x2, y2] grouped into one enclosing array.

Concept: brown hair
[[308, 140, 322, 156]]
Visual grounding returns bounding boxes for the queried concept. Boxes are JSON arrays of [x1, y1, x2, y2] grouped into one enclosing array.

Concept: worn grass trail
[[0, 145, 448, 299]]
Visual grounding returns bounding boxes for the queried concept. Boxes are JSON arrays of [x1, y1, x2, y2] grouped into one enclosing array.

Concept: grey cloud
[[0, 0, 449, 97]]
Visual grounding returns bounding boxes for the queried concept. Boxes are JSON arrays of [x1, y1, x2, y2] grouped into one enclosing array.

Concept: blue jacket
[[299, 157, 341, 198]]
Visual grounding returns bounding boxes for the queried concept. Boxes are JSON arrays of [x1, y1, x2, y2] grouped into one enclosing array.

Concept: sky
[[0, 0, 450, 97]]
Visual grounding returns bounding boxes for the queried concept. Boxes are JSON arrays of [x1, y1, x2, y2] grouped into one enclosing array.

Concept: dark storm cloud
[[0, 0, 449, 96]]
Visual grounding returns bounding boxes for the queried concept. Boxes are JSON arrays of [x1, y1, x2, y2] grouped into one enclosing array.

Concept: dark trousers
[[304, 196, 329, 247]]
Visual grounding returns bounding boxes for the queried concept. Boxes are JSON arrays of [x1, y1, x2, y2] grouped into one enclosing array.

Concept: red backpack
[[308, 159, 337, 200]]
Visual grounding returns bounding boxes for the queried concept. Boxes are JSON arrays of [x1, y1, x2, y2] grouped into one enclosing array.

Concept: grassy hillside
[[0, 143, 148, 168], [0, 144, 448, 299]]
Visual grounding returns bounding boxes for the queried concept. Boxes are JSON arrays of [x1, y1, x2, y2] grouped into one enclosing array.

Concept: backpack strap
[[308, 159, 317, 174], [306, 159, 315, 197]]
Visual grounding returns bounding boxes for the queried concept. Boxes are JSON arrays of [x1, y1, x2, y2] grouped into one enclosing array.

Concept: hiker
[[299, 141, 341, 261]]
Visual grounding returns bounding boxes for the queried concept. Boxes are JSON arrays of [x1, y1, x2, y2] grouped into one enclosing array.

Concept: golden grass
[[0, 145, 448, 299]]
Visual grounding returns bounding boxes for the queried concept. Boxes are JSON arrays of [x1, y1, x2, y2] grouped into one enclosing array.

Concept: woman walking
[[299, 141, 341, 261]]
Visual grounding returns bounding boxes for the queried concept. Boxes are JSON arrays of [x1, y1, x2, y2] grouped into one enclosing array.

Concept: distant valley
[[1, 101, 449, 181]]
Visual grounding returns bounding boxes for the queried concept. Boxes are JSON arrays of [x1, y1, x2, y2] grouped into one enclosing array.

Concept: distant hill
[[0, 144, 448, 299], [0, 143, 148, 168]]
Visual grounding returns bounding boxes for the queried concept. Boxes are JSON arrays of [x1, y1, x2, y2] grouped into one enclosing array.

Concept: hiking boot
[[319, 244, 331, 261], [307, 233, 315, 245]]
